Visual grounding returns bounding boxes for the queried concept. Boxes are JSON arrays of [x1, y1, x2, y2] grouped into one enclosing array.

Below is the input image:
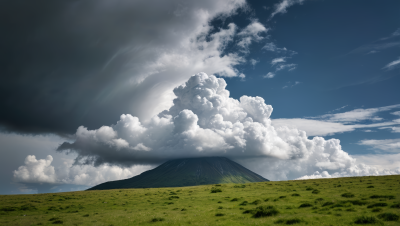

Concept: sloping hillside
[[88, 157, 269, 190]]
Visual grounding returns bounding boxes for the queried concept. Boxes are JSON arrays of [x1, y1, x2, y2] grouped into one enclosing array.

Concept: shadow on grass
[[370, 195, 395, 200], [341, 193, 355, 198], [377, 213, 399, 221], [354, 216, 382, 225], [274, 217, 302, 224], [299, 203, 313, 208], [49, 217, 63, 225], [151, 217, 165, 222], [242, 205, 279, 218], [367, 203, 387, 208]]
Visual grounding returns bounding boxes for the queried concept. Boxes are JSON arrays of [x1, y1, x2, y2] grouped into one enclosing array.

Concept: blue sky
[[227, 0, 399, 113], [224, 0, 400, 154], [0, 0, 399, 194]]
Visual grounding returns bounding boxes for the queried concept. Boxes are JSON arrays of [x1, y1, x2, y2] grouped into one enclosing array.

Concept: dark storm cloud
[[0, 0, 247, 135], [1, 0, 129, 135]]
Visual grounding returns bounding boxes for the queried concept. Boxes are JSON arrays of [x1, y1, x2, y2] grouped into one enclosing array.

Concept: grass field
[[1, 175, 399, 225]]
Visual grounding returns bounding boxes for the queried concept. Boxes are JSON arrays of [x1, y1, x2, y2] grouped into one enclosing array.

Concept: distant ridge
[[88, 157, 269, 190]]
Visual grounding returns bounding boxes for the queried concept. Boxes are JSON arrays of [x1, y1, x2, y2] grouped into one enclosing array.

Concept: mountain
[[88, 157, 269, 190]]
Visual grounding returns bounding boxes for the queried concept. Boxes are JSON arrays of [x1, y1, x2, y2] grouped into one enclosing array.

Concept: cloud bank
[[7, 73, 384, 183], [14, 73, 399, 185]]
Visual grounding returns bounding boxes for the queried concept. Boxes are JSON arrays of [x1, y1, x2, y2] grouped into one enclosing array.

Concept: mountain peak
[[88, 157, 268, 190]]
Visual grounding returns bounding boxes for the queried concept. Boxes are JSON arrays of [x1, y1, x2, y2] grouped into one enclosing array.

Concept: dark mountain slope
[[88, 157, 269, 190]]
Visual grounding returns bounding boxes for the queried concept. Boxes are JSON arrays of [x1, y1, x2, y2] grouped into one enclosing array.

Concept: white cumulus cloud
[[14, 155, 152, 186], [14, 155, 57, 184], [296, 153, 400, 180], [45, 73, 398, 183], [296, 165, 400, 180]]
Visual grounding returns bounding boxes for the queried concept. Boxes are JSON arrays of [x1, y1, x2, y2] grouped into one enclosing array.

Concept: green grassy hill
[[89, 157, 269, 190], [1, 175, 399, 225]]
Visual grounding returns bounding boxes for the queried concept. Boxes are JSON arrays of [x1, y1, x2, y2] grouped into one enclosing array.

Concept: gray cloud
[[0, 0, 247, 136]]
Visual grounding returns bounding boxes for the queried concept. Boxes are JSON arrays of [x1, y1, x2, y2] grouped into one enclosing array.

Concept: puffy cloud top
[[58, 73, 352, 172], [14, 155, 56, 184]]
